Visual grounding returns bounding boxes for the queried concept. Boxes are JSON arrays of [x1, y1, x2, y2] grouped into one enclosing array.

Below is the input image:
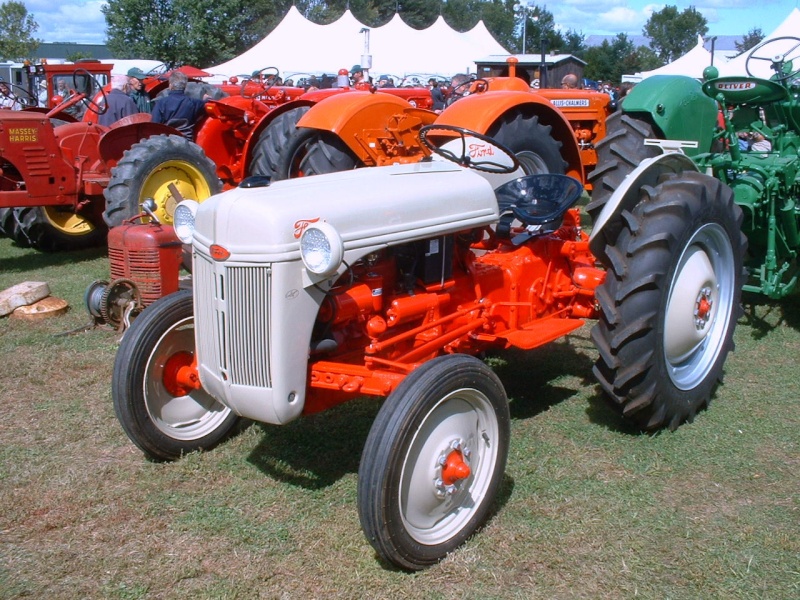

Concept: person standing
[[97, 74, 139, 127], [127, 68, 152, 113], [429, 78, 445, 112], [151, 71, 207, 140]]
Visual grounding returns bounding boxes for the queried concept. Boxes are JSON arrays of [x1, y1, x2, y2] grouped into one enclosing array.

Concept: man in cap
[[127, 68, 152, 113], [350, 64, 365, 86]]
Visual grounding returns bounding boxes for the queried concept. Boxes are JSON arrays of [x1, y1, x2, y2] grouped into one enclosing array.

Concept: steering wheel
[[746, 36, 800, 81], [419, 124, 520, 174], [446, 78, 488, 107], [1, 82, 36, 108], [73, 68, 108, 115], [242, 67, 280, 99]]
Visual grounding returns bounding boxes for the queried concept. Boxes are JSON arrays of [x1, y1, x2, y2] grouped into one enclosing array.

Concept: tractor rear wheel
[[486, 110, 566, 175], [112, 290, 242, 461], [358, 354, 510, 570], [104, 134, 220, 228], [12, 206, 106, 252], [592, 171, 745, 431], [586, 112, 660, 255], [0, 208, 14, 238], [290, 130, 360, 177], [249, 106, 310, 180]]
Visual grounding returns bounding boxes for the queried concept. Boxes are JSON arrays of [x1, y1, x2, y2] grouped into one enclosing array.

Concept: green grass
[[1, 236, 798, 599]]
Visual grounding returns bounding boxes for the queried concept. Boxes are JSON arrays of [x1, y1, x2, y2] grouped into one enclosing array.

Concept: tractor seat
[[495, 174, 583, 241]]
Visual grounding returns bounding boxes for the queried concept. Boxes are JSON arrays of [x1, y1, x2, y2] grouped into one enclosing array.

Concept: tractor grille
[[194, 254, 272, 388]]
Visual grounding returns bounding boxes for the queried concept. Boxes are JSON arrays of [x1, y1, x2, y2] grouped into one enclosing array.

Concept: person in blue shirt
[[151, 71, 207, 140], [97, 74, 138, 127]]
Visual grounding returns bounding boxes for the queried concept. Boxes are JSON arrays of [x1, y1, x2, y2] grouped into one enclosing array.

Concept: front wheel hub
[[434, 439, 471, 498]]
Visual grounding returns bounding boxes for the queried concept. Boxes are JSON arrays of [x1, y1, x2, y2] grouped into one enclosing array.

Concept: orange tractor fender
[[436, 92, 585, 184], [295, 91, 437, 166]]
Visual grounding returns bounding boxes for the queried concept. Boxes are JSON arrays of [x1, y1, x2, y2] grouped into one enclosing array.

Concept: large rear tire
[[112, 290, 241, 461], [358, 354, 510, 570], [486, 110, 566, 175], [12, 206, 106, 252], [281, 128, 360, 178], [591, 172, 746, 430], [249, 106, 310, 180], [104, 134, 221, 228], [586, 112, 660, 251]]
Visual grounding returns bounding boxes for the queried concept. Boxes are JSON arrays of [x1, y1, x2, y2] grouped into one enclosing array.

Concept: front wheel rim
[[400, 388, 500, 545], [143, 316, 232, 440], [664, 223, 735, 390]]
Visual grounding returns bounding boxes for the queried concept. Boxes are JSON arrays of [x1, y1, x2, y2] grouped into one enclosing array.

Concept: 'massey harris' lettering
[[8, 127, 38, 142]]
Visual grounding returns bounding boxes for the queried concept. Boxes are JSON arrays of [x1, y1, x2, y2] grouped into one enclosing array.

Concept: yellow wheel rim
[[43, 206, 97, 236], [140, 160, 214, 225]]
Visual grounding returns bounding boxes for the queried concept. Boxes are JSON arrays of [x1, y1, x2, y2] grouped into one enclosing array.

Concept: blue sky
[[23, 0, 798, 45]]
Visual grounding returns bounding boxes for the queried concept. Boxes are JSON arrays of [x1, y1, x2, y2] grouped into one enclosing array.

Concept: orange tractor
[[261, 58, 613, 185]]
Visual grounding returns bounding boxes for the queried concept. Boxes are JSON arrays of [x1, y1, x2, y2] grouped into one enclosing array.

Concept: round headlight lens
[[300, 222, 343, 276], [173, 200, 199, 244]]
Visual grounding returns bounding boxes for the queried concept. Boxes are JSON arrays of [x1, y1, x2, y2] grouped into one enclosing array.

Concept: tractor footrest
[[500, 318, 585, 350]]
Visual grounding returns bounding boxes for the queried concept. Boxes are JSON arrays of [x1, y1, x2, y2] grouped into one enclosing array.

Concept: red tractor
[[112, 125, 745, 570]]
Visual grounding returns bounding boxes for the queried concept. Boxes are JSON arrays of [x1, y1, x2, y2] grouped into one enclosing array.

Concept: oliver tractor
[[112, 124, 744, 569], [588, 35, 800, 300]]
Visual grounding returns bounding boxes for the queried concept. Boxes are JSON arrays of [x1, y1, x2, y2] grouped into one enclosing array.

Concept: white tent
[[207, 7, 508, 79], [626, 36, 713, 82], [717, 8, 800, 77]]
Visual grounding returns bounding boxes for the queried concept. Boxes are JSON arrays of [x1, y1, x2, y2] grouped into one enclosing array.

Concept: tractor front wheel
[[104, 134, 220, 228], [358, 354, 510, 570], [112, 290, 241, 461], [592, 171, 746, 430]]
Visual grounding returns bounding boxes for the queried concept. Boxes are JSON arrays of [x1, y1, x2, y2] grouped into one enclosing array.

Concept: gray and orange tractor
[[111, 123, 744, 570]]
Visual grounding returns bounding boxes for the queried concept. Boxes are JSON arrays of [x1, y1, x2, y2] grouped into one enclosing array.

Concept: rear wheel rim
[[43, 206, 97, 236], [664, 223, 735, 390], [141, 160, 214, 224]]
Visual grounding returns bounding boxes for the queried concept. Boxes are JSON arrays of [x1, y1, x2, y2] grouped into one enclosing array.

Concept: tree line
[[0, 0, 765, 84]]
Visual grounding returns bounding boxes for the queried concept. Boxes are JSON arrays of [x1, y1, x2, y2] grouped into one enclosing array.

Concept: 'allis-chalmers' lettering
[[7, 127, 38, 143]]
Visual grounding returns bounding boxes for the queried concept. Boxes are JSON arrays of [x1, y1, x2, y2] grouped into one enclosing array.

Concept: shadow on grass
[[1, 244, 107, 273], [246, 397, 381, 490], [740, 291, 800, 339], [488, 336, 637, 435]]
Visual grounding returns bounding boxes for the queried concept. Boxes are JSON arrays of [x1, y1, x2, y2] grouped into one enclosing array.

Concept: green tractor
[[588, 36, 800, 299]]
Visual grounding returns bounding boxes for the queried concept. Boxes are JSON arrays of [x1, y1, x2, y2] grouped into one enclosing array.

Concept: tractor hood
[[192, 161, 501, 263]]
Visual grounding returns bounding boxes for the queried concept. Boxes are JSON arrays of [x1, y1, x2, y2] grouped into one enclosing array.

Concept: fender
[[98, 116, 183, 167], [297, 91, 437, 165], [436, 92, 585, 183], [621, 75, 719, 156], [588, 152, 699, 256]]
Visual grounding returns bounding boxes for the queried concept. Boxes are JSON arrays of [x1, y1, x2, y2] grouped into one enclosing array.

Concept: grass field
[[0, 236, 798, 599]]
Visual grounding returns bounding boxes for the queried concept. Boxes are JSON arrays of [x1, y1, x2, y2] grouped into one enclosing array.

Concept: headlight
[[173, 200, 199, 244], [300, 222, 343, 277]]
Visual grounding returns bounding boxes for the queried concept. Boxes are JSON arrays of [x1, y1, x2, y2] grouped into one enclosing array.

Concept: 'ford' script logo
[[716, 81, 756, 91], [294, 217, 320, 239], [469, 143, 495, 158]]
